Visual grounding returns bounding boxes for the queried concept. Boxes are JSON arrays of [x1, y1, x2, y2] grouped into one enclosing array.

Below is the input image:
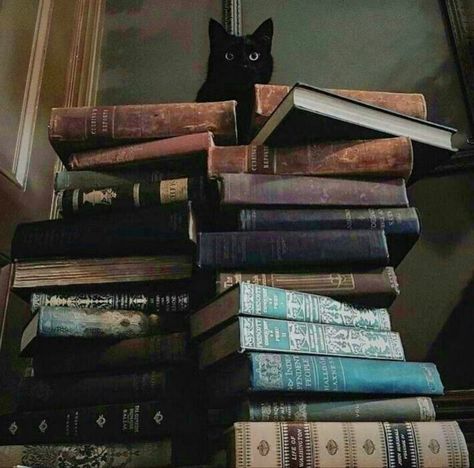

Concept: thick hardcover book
[[0, 399, 201, 444], [226, 421, 469, 468], [210, 396, 436, 424], [198, 317, 404, 369], [218, 173, 409, 207], [11, 255, 192, 291], [11, 205, 196, 260], [33, 333, 188, 377], [48, 102, 237, 162], [251, 83, 460, 180], [30, 286, 191, 314], [20, 307, 185, 356], [66, 131, 213, 170], [208, 136, 413, 179], [251, 84, 428, 134], [205, 352, 444, 400], [191, 283, 391, 341], [18, 368, 191, 410], [239, 207, 420, 266], [57, 177, 205, 217], [198, 230, 389, 270], [0, 439, 206, 468], [216, 268, 400, 308]]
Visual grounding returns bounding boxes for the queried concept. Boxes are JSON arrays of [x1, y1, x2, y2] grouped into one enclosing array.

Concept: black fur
[[196, 18, 273, 143]]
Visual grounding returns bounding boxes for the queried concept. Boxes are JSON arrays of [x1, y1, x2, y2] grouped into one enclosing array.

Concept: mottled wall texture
[[97, 0, 474, 361]]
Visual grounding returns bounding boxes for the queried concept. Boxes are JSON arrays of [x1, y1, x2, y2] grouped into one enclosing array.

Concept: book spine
[[11, 206, 191, 260], [30, 289, 191, 314], [216, 268, 400, 308], [209, 137, 413, 179], [58, 178, 202, 217], [37, 307, 152, 339], [220, 173, 409, 207], [245, 397, 436, 422], [249, 352, 444, 394], [48, 102, 236, 154], [32, 333, 188, 376], [230, 421, 469, 468], [238, 283, 391, 331], [0, 400, 198, 444], [54, 169, 165, 191], [198, 230, 389, 269], [237, 317, 404, 360], [239, 207, 420, 234], [18, 370, 183, 410]]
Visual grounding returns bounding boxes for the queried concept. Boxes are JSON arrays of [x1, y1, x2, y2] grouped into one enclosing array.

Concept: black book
[[198, 229, 389, 270], [251, 82, 464, 180], [11, 204, 197, 260], [238, 207, 420, 266]]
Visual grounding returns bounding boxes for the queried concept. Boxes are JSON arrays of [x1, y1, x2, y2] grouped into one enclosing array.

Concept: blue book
[[206, 352, 444, 401]]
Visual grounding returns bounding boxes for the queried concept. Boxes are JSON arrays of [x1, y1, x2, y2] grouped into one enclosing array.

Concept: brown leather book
[[218, 174, 409, 207], [252, 84, 427, 134], [67, 132, 214, 170], [49, 101, 237, 163], [208, 136, 413, 179]]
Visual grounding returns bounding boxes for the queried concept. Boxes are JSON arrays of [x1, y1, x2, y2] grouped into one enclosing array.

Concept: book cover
[[66, 131, 213, 170], [205, 352, 444, 399], [32, 333, 188, 376], [227, 421, 469, 468], [218, 173, 409, 207], [191, 283, 391, 340], [208, 136, 413, 179], [48, 102, 237, 162], [11, 204, 196, 260], [198, 317, 405, 369], [216, 268, 400, 308], [239, 207, 420, 266], [198, 230, 389, 270]]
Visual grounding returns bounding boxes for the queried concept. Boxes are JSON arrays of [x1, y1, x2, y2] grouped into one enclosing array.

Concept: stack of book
[[0, 101, 240, 467], [189, 83, 470, 467]]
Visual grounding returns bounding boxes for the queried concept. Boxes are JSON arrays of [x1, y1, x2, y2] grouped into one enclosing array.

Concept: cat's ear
[[251, 18, 273, 44], [209, 18, 229, 45]]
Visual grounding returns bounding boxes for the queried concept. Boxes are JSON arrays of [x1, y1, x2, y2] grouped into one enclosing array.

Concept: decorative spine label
[[232, 421, 469, 468], [238, 317, 404, 360], [239, 283, 390, 331], [159, 178, 188, 204]]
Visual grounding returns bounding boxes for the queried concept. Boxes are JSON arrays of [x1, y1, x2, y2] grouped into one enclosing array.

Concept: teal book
[[191, 282, 391, 340], [206, 352, 444, 400], [198, 316, 404, 369], [209, 396, 436, 424]]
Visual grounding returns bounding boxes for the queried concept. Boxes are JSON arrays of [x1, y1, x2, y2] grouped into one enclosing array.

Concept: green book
[[198, 316, 404, 369], [191, 282, 391, 340]]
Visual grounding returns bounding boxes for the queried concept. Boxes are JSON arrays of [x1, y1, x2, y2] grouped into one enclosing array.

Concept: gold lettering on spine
[[160, 178, 188, 204]]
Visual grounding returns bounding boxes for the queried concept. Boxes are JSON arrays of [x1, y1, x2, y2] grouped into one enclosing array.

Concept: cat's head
[[206, 18, 273, 87]]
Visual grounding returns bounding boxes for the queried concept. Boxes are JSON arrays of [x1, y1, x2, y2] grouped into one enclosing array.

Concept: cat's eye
[[225, 52, 234, 61], [249, 52, 260, 61]]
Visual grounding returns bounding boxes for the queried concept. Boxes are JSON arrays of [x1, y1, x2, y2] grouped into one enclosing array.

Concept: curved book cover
[[0, 439, 206, 468], [191, 282, 391, 341], [0, 399, 201, 444], [205, 352, 444, 400], [198, 230, 389, 270], [11, 205, 196, 260], [210, 396, 436, 424], [48, 102, 237, 162], [216, 268, 400, 308], [32, 333, 188, 377], [208, 136, 413, 179], [198, 316, 405, 369], [58, 178, 205, 217], [227, 421, 469, 468]]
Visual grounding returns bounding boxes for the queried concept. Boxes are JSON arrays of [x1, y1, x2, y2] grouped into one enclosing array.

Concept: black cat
[[196, 18, 273, 143]]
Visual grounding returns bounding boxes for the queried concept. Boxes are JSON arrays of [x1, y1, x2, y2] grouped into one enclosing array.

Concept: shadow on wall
[[390, 172, 474, 362]]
